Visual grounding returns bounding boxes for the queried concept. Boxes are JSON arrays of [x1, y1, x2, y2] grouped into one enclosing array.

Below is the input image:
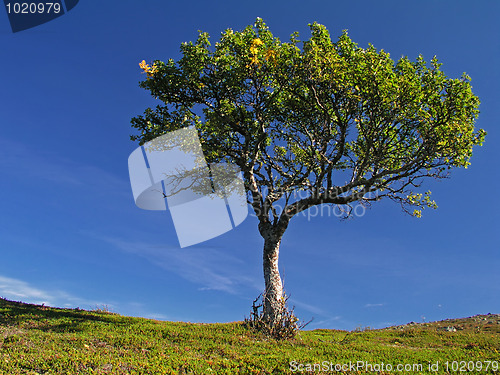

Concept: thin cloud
[[93, 234, 262, 294], [288, 298, 342, 329], [116, 301, 170, 321], [0, 274, 174, 320], [0, 137, 130, 196], [0, 274, 109, 309], [0, 275, 53, 304], [309, 316, 342, 329], [364, 303, 385, 308], [288, 298, 327, 316], [143, 313, 169, 320]]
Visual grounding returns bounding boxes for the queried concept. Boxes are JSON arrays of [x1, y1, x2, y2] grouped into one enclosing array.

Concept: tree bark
[[261, 229, 284, 325]]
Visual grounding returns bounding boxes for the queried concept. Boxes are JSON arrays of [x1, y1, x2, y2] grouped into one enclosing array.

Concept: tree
[[131, 19, 486, 333]]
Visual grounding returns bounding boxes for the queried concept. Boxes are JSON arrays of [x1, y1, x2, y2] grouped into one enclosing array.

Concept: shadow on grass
[[0, 297, 132, 334]]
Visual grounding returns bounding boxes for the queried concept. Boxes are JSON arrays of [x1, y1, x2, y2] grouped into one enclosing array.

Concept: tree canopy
[[132, 19, 485, 229]]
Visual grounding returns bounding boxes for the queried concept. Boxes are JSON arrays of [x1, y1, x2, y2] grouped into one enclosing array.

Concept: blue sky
[[0, 1, 498, 331]]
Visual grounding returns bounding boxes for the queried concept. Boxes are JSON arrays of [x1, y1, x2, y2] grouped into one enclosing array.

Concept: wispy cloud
[[116, 301, 170, 321], [144, 313, 169, 320], [0, 274, 109, 309], [92, 234, 262, 294], [288, 298, 341, 329], [309, 316, 342, 329], [364, 303, 385, 308], [0, 137, 130, 196], [0, 274, 173, 320], [289, 298, 327, 316], [0, 275, 53, 304]]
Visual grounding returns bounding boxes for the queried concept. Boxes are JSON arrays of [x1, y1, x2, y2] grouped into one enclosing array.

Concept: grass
[[0, 298, 498, 374]]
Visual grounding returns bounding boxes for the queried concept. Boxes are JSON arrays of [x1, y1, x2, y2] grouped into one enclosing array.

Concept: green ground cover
[[0, 298, 498, 374]]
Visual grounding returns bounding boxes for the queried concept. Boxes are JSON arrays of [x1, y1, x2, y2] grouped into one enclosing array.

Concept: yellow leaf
[[139, 60, 150, 72], [251, 38, 264, 47], [139, 60, 158, 78]]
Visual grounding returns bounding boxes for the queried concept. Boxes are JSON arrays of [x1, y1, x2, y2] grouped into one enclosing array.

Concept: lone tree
[[131, 19, 486, 334]]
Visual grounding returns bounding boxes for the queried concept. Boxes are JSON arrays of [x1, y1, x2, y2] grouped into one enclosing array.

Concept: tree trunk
[[262, 230, 284, 325]]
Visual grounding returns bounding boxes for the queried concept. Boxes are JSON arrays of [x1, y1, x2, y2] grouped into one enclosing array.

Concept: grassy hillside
[[0, 297, 498, 374]]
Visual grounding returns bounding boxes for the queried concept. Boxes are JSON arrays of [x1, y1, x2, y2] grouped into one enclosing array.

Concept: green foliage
[[131, 19, 485, 221], [1, 298, 499, 374]]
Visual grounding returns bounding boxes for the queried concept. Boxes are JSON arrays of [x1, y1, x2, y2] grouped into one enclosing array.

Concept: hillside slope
[[0, 298, 498, 374]]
